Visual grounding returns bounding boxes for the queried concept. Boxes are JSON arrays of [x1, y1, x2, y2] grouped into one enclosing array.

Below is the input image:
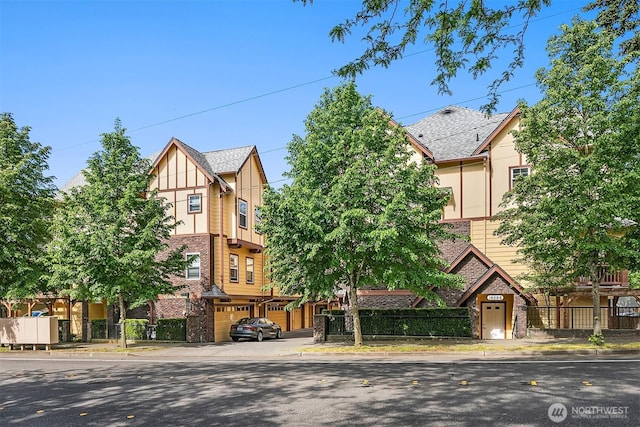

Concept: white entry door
[[481, 302, 506, 339]]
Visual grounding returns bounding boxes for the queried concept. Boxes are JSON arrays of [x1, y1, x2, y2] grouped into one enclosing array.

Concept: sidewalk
[[2, 332, 638, 360]]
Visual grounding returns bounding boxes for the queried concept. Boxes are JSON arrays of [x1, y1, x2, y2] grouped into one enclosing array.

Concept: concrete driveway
[[143, 328, 316, 359]]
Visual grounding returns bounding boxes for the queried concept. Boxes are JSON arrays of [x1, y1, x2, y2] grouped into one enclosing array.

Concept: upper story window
[[238, 199, 248, 228], [185, 253, 200, 280], [510, 166, 531, 189], [230, 254, 239, 282], [188, 194, 202, 213], [246, 257, 254, 284], [254, 207, 262, 234]]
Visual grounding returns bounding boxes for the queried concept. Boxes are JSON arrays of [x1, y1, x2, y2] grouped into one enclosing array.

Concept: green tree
[[258, 82, 463, 346], [0, 113, 56, 301], [296, 0, 638, 112], [495, 20, 640, 342], [48, 120, 187, 348]]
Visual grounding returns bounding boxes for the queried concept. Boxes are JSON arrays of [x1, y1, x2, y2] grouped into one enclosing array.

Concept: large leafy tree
[[258, 82, 463, 346], [296, 0, 638, 112], [49, 121, 187, 347], [0, 113, 56, 302], [495, 19, 640, 341]]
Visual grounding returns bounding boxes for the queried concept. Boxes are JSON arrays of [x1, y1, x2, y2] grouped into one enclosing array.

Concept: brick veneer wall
[[463, 273, 528, 338], [439, 221, 471, 264], [154, 233, 213, 341]]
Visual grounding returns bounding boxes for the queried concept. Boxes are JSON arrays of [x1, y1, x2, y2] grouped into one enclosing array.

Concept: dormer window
[[188, 194, 202, 213]]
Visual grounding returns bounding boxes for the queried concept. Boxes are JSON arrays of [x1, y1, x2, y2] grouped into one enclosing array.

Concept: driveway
[[142, 328, 316, 359]]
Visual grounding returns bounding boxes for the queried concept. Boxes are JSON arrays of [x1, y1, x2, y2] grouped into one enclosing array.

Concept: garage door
[[267, 305, 287, 331], [215, 305, 250, 342]]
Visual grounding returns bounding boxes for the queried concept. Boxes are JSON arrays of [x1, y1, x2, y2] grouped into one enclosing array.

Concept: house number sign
[[487, 295, 504, 301]]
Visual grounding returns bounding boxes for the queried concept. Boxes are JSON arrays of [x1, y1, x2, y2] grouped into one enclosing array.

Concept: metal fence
[[527, 306, 640, 330]]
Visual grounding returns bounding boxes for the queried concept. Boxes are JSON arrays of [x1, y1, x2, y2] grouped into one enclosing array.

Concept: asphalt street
[[1, 355, 639, 426]]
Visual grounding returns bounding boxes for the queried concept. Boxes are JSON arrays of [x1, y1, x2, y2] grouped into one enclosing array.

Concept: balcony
[[576, 270, 629, 288]]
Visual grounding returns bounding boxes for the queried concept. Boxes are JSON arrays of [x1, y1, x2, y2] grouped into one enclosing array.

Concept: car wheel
[[257, 330, 263, 342], [231, 337, 239, 342], [276, 329, 282, 339]]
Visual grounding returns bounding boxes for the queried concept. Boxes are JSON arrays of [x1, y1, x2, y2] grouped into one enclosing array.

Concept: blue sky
[[1, 0, 591, 188]]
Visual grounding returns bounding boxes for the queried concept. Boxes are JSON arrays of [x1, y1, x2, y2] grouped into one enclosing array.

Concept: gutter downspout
[[219, 186, 225, 290]]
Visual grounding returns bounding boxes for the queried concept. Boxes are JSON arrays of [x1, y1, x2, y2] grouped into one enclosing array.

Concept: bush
[[360, 308, 471, 337], [91, 319, 107, 339], [156, 318, 186, 341], [125, 319, 148, 340], [324, 308, 471, 337]]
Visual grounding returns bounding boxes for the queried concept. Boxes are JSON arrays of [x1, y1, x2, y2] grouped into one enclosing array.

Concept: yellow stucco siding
[[152, 145, 207, 192], [461, 162, 487, 218], [436, 166, 461, 219], [489, 122, 522, 215]]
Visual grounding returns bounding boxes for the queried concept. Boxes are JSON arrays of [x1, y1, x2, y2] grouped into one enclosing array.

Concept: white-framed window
[[254, 207, 262, 233], [230, 254, 239, 282], [510, 166, 531, 189], [246, 257, 254, 284], [188, 194, 202, 213], [238, 199, 248, 228], [185, 253, 200, 280]]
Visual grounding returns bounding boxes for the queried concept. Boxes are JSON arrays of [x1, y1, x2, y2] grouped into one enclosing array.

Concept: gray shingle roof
[[405, 105, 509, 161], [201, 145, 255, 174], [58, 142, 256, 197]]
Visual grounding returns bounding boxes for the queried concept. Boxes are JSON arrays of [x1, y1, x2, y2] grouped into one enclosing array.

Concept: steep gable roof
[[152, 139, 266, 191], [202, 145, 263, 178], [405, 105, 509, 162]]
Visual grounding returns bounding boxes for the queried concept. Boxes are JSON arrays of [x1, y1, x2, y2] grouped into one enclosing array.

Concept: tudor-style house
[[148, 138, 319, 342], [45, 138, 322, 342], [357, 105, 638, 339]]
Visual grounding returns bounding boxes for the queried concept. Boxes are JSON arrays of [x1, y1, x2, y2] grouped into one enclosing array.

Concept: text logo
[[548, 403, 568, 423]]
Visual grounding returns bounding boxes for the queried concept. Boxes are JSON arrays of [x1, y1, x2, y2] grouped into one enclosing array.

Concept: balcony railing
[[527, 306, 639, 330], [576, 270, 629, 287]]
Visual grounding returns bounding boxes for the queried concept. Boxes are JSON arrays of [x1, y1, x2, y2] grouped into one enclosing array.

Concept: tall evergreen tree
[[49, 120, 187, 347], [258, 82, 463, 346]]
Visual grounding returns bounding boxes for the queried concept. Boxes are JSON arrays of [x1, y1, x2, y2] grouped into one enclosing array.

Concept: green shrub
[[125, 319, 148, 340], [324, 308, 471, 337], [156, 318, 186, 341], [91, 319, 107, 339]]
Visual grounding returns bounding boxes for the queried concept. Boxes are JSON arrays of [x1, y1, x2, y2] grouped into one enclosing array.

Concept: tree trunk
[[590, 263, 603, 338], [592, 280, 602, 336], [118, 293, 128, 349], [348, 286, 363, 346]]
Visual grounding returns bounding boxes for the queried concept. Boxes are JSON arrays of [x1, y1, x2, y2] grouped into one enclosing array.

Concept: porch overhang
[[227, 238, 263, 253], [200, 284, 231, 301]]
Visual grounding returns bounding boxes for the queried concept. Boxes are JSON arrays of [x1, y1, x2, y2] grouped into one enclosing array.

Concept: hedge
[[91, 319, 107, 339], [324, 308, 471, 337], [156, 318, 186, 341]]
